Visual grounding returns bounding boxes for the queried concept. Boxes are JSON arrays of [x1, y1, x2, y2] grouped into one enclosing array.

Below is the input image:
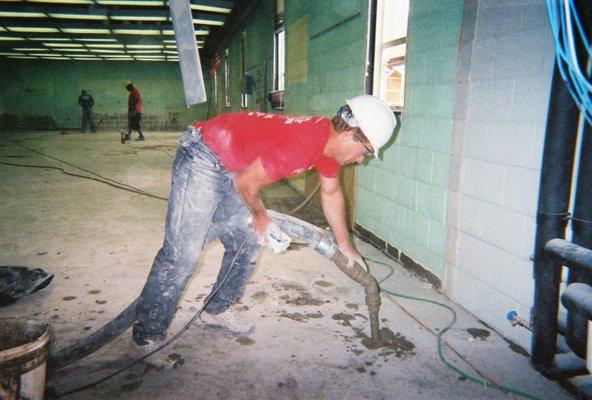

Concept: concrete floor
[[0, 131, 574, 400]]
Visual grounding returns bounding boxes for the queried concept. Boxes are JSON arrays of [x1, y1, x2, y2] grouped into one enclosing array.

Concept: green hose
[[365, 256, 543, 400]]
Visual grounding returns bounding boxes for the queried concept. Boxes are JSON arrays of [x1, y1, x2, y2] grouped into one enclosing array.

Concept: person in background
[[78, 89, 96, 133], [124, 80, 145, 142], [129, 95, 397, 354]]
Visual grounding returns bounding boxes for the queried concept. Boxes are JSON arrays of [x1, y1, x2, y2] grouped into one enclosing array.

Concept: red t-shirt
[[128, 88, 143, 113], [194, 112, 340, 182]]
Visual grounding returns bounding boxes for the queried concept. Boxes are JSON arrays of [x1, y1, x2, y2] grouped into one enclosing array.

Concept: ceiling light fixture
[[29, 37, 72, 41], [53, 48, 89, 52], [190, 4, 231, 14], [112, 29, 161, 35], [75, 38, 117, 42], [8, 55, 38, 59], [192, 18, 223, 26], [28, 0, 93, 4], [62, 28, 111, 34], [110, 15, 168, 22], [43, 42, 84, 47], [126, 44, 163, 49], [7, 27, 60, 33], [0, 11, 46, 18], [85, 43, 124, 48], [126, 49, 162, 53], [48, 13, 108, 20], [89, 49, 125, 53], [96, 0, 164, 6]]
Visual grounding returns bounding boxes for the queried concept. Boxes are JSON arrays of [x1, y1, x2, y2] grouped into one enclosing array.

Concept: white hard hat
[[346, 95, 397, 157]]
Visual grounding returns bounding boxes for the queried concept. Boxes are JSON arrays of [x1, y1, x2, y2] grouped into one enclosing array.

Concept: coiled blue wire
[[547, 0, 592, 126]]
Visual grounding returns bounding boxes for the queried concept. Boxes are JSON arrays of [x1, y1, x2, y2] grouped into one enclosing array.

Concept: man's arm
[[319, 175, 365, 267], [233, 157, 274, 237]]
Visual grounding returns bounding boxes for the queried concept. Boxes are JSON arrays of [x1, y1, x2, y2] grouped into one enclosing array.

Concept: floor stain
[[285, 294, 324, 306], [278, 281, 325, 306], [356, 366, 366, 373], [279, 311, 323, 322], [509, 342, 529, 357], [139, 145, 177, 152], [95, 300, 107, 305], [120, 380, 142, 392], [102, 150, 138, 156], [467, 327, 491, 340], [251, 291, 268, 300], [237, 336, 255, 345], [345, 303, 359, 310], [314, 280, 333, 287], [62, 296, 76, 301], [142, 363, 164, 375], [88, 290, 101, 294], [354, 327, 416, 358], [332, 313, 355, 327], [167, 353, 185, 368]]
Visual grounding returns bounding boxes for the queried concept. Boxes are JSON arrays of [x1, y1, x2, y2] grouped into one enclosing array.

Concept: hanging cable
[[364, 256, 542, 400], [547, 0, 592, 125]]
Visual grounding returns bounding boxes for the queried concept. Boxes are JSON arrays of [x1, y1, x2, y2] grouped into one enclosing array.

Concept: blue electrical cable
[[547, 0, 592, 125]]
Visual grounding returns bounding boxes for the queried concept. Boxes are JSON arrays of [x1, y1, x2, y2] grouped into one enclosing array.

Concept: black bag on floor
[[0, 266, 53, 306]]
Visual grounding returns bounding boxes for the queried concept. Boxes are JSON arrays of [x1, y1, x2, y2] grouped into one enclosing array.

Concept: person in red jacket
[[124, 80, 145, 142], [130, 95, 397, 352]]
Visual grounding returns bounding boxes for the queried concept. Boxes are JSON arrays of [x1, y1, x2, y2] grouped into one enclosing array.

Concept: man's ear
[[344, 129, 357, 141]]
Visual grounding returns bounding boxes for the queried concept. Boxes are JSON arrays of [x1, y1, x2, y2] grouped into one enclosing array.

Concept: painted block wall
[[0, 59, 201, 131], [356, 0, 464, 280], [445, 0, 554, 350], [204, 0, 275, 117], [283, 0, 368, 117], [283, 0, 369, 219]]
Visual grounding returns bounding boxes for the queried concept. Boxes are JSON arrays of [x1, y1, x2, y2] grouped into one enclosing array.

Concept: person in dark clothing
[[124, 80, 145, 142], [78, 90, 96, 133]]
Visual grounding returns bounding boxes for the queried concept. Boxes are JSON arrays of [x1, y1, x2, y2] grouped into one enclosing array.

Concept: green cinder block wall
[[356, 0, 464, 280], [284, 0, 368, 117], [204, 0, 275, 116], [0, 59, 201, 131]]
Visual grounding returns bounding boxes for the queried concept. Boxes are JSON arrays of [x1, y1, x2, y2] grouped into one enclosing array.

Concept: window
[[269, 0, 284, 110], [373, 0, 408, 111], [273, 26, 285, 92]]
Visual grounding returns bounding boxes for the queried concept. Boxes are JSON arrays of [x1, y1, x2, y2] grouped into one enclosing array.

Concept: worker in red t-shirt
[[130, 95, 397, 352], [123, 80, 145, 142]]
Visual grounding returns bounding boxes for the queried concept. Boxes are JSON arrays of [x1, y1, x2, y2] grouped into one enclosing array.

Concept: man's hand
[[252, 211, 273, 243], [339, 246, 369, 272]]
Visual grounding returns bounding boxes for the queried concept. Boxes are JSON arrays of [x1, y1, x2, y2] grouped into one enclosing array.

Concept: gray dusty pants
[[133, 126, 260, 343]]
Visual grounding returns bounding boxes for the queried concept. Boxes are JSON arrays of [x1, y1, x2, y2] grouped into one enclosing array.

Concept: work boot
[[200, 309, 254, 334], [125, 133, 131, 142], [135, 135, 145, 141]]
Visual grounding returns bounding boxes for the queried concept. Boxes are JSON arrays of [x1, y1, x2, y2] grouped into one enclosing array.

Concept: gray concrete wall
[[445, 0, 554, 350]]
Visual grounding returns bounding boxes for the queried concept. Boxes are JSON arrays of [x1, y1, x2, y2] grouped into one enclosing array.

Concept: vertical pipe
[[531, 63, 580, 372], [565, 0, 592, 358], [567, 124, 592, 357]]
